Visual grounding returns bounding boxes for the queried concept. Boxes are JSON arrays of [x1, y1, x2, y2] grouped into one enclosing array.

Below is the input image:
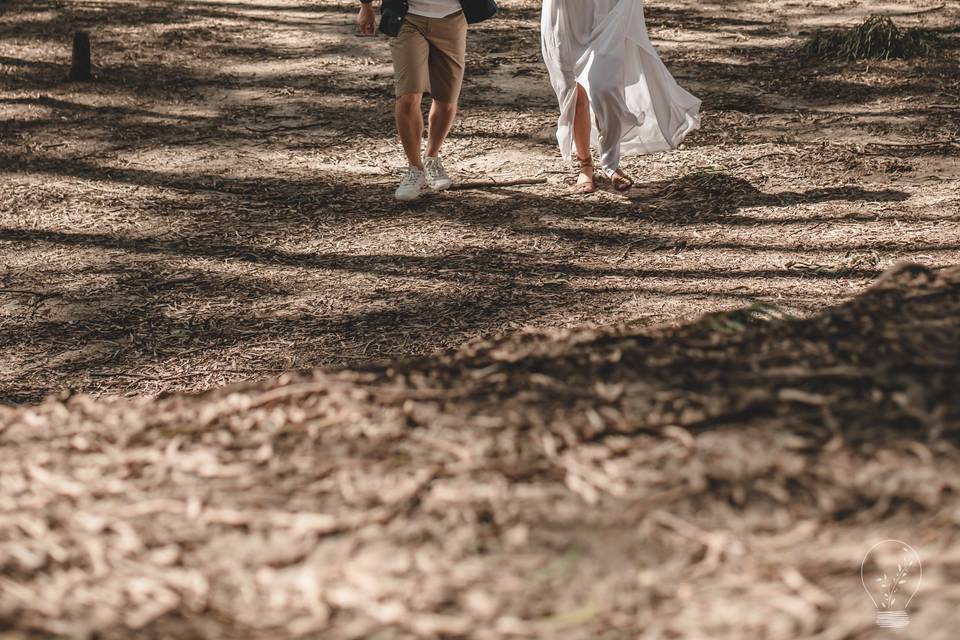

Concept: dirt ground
[[2, 262, 959, 639], [2, 3, 960, 638], [1, 0, 958, 405]]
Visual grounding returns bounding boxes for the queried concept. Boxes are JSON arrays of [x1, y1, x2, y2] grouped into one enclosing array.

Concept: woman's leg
[[588, 58, 635, 191], [572, 84, 595, 192], [574, 82, 633, 192], [573, 84, 591, 161]]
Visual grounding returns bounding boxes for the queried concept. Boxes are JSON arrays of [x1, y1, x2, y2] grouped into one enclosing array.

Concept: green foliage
[[801, 15, 940, 60]]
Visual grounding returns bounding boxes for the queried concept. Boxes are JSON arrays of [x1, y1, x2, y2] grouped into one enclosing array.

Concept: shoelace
[[400, 168, 422, 186], [425, 160, 447, 179]]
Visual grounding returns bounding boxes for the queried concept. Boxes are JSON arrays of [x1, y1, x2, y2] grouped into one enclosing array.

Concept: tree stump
[[68, 31, 92, 81]]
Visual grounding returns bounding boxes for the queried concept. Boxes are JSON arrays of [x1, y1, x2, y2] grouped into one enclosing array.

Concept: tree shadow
[[2, 0, 956, 405]]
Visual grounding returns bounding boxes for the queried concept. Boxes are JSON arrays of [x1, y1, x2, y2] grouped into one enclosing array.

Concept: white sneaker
[[424, 155, 453, 191], [395, 166, 428, 201]]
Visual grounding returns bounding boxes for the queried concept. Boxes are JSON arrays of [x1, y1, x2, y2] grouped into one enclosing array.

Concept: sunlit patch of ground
[[0, 0, 958, 405]]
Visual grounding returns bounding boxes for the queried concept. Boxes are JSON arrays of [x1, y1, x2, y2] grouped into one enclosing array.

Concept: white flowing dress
[[541, 0, 701, 173]]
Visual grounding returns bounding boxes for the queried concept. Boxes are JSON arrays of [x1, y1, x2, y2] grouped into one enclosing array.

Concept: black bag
[[379, 2, 406, 37], [461, 0, 498, 24], [380, 0, 498, 37]]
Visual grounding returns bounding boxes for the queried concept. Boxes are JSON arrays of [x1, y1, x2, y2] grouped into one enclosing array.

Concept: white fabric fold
[[541, 0, 701, 172]]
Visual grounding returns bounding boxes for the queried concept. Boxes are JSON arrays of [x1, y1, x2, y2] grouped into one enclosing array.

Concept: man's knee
[[396, 92, 422, 112], [431, 99, 457, 113]]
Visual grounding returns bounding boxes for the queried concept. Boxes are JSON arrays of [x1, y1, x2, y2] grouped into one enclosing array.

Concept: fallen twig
[[736, 151, 799, 167], [88, 368, 287, 382], [244, 121, 328, 133], [0, 289, 46, 296], [887, 4, 946, 16], [71, 133, 220, 160], [618, 240, 647, 263], [450, 177, 547, 191], [862, 139, 960, 156]]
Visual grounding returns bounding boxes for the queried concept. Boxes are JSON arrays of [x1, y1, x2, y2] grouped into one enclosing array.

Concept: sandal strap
[[604, 167, 633, 181], [577, 155, 594, 170]]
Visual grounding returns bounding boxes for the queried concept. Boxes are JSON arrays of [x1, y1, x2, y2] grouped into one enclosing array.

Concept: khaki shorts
[[390, 11, 467, 103]]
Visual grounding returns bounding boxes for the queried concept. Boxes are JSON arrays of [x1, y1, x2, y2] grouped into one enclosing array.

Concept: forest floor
[[3, 261, 960, 640], [1, 0, 958, 405], [2, 2, 960, 639]]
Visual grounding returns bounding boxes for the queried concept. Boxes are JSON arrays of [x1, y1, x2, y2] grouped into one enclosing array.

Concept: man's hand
[[357, 3, 376, 36]]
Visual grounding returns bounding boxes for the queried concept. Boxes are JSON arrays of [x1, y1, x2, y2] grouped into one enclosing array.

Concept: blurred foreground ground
[[2, 263, 959, 639], [1, 0, 958, 403]]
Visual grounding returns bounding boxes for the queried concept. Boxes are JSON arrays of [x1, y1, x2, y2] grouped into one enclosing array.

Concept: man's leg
[[425, 99, 456, 158], [420, 12, 466, 190], [396, 92, 425, 169], [423, 12, 466, 158], [390, 17, 431, 200]]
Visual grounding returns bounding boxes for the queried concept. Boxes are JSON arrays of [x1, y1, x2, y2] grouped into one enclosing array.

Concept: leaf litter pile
[[3, 263, 959, 639], [801, 15, 941, 60]]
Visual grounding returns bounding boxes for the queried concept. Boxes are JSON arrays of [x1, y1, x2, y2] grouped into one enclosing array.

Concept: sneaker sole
[[428, 180, 453, 191]]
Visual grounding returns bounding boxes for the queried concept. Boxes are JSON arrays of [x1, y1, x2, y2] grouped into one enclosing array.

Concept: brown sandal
[[574, 155, 596, 194], [605, 167, 635, 192]]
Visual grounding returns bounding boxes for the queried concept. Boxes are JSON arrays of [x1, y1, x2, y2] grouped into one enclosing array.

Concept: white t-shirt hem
[[407, 0, 461, 19]]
